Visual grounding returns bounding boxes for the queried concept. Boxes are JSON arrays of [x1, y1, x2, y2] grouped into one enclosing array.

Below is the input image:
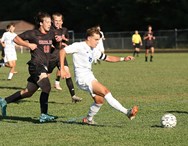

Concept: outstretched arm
[[105, 55, 134, 62]]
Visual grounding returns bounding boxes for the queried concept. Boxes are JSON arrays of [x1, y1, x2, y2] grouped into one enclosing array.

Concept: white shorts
[[76, 73, 97, 97], [4, 51, 17, 62]]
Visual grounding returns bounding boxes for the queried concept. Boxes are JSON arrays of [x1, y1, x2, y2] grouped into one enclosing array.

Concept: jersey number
[[43, 45, 50, 53]]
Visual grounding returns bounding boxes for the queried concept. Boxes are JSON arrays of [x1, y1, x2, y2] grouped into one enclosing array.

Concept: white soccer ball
[[161, 113, 177, 128]]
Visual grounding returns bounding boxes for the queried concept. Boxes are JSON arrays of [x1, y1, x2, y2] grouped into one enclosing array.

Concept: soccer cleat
[[0, 97, 7, 117], [72, 95, 82, 103], [54, 84, 62, 90], [127, 106, 138, 120], [39, 113, 55, 123], [82, 117, 97, 125]]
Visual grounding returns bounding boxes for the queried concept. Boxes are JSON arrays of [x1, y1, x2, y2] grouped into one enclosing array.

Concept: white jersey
[[64, 41, 105, 81], [1, 31, 17, 53]]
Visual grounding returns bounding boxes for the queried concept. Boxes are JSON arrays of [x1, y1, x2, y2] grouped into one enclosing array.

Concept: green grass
[[0, 52, 188, 146]]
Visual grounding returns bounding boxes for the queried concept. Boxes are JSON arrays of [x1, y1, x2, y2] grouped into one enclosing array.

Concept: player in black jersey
[[48, 12, 82, 103], [0, 12, 61, 122], [144, 25, 155, 62]]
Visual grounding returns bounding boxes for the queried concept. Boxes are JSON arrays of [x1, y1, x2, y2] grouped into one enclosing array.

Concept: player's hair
[[6, 23, 15, 30], [85, 27, 102, 38], [52, 12, 64, 21], [34, 11, 51, 28]]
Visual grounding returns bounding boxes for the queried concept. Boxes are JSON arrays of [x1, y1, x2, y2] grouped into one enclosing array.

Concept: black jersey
[[50, 26, 69, 62], [19, 29, 57, 67], [144, 31, 155, 46]]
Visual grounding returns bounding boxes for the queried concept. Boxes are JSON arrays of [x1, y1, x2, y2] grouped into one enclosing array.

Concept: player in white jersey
[[60, 27, 138, 125], [0, 23, 17, 80]]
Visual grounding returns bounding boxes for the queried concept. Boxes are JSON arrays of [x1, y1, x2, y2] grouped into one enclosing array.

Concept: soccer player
[[132, 30, 142, 57], [0, 23, 18, 80], [144, 25, 155, 62], [0, 12, 61, 122], [59, 27, 138, 125], [48, 12, 82, 103]]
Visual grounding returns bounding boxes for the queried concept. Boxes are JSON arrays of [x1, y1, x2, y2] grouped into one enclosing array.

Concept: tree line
[[0, 0, 188, 32]]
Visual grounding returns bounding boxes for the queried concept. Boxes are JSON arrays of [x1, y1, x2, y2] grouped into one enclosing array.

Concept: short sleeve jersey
[[1, 31, 17, 52], [50, 26, 69, 62], [19, 29, 56, 66], [144, 31, 154, 46], [64, 41, 102, 79]]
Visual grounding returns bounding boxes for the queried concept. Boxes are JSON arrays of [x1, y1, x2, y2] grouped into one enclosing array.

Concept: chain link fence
[[72, 29, 188, 50]]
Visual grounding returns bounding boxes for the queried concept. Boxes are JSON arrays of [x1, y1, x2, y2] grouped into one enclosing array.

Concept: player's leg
[[7, 60, 16, 80], [64, 66, 82, 103], [37, 73, 55, 122], [145, 48, 149, 62], [83, 80, 138, 124], [150, 47, 154, 62], [0, 82, 38, 116], [54, 69, 62, 90]]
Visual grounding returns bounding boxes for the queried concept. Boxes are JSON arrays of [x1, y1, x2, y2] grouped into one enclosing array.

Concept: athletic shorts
[[145, 45, 154, 49], [27, 62, 48, 85], [4, 51, 17, 62], [48, 58, 68, 74], [76, 73, 97, 97], [133, 43, 140, 49]]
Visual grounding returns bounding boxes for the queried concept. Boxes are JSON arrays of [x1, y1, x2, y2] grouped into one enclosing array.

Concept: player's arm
[[13, 36, 37, 50], [98, 53, 134, 62], [59, 48, 68, 79]]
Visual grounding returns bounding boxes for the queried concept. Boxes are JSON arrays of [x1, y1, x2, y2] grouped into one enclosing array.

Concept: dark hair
[[52, 12, 64, 21], [34, 11, 51, 28], [85, 27, 102, 38], [6, 23, 15, 29]]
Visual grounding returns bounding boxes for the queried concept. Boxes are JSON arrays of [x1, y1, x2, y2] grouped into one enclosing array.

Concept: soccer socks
[[5, 91, 23, 103], [55, 76, 61, 82], [104, 92, 128, 114], [40, 92, 49, 114], [66, 77, 75, 97], [145, 56, 148, 62], [87, 103, 102, 121], [150, 55, 153, 62], [8, 72, 13, 80]]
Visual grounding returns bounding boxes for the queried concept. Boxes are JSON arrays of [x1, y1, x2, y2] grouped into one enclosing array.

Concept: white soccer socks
[[8, 72, 13, 80], [87, 102, 102, 121], [104, 92, 128, 114]]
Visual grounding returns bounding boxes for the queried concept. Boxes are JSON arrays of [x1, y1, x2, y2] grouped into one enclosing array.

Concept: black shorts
[[27, 62, 48, 85], [133, 43, 140, 49], [145, 45, 154, 49], [48, 58, 69, 74]]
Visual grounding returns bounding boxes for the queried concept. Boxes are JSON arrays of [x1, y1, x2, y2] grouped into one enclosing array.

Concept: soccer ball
[[161, 113, 177, 128]]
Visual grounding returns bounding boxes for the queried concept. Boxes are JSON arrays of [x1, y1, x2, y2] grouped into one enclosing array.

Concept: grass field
[[0, 52, 188, 146]]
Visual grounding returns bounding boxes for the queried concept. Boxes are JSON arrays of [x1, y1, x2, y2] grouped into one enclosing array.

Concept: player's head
[[52, 12, 63, 29], [6, 23, 15, 32], [135, 30, 138, 34], [85, 27, 101, 48], [148, 25, 152, 31], [34, 12, 51, 32]]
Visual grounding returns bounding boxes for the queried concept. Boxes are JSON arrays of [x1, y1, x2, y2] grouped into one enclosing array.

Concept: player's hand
[[125, 56, 135, 61], [62, 35, 69, 42], [55, 35, 63, 42], [60, 69, 68, 79], [28, 43, 37, 50]]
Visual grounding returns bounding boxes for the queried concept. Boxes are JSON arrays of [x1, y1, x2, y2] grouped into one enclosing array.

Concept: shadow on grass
[[12, 100, 66, 105], [166, 110, 188, 114], [0, 85, 23, 90], [62, 120, 107, 127], [0, 116, 58, 124], [151, 125, 163, 128]]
